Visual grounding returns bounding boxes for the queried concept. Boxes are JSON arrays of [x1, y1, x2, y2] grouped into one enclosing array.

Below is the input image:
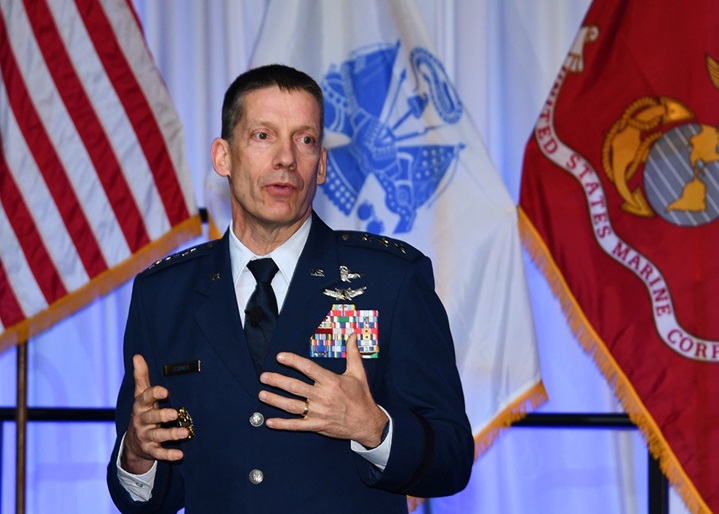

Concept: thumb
[[344, 333, 367, 378], [132, 354, 152, 398]]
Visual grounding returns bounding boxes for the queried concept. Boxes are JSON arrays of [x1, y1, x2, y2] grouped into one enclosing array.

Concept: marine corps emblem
[[602, 57, 719, 226], [532, 25, 719, 363]]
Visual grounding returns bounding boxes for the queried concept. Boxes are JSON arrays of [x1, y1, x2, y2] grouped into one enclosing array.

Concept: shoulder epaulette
[[335, 231, 422, 261], [142, 240, 217, 275]]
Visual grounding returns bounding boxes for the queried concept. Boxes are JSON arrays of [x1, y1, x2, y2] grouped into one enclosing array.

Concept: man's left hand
[[259, 333, 388, 448]]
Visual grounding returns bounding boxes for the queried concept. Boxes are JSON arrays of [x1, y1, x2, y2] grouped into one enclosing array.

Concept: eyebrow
[[245, 117, 320, 133]]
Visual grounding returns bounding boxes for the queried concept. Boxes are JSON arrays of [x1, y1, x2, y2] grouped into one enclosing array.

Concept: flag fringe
[[407, 366, 548, 512], [0, 216, 203, 353], [518, 207, 711, 514], [207, 214, 224, 240], [473, 380, 549, 459], [406, 496, 424, 512]]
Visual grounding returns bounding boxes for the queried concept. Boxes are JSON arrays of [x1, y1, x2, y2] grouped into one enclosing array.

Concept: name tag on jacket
[[163, 360, 201, 376]]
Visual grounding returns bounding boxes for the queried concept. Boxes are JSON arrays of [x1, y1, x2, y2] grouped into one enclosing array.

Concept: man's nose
[[273, 138, 297, 169]]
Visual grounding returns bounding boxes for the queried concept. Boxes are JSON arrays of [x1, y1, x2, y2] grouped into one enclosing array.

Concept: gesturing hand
[[121, 354, 189, 474], [258, 333, 388, 448]]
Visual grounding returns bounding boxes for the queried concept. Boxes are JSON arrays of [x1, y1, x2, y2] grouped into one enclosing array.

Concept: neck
[[232, 212, 310, 256]]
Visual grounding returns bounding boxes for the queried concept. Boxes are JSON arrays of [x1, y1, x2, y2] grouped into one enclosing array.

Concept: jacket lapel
[[269, 214, 341, 362], [194, 234, 260, 397]]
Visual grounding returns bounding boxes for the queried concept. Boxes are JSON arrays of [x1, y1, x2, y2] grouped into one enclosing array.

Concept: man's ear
[[211, 138, 231, 177], [316, 147, 327, 185]]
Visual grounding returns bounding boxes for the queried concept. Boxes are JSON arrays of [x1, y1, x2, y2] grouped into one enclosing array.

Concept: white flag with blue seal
[[209, 0, 546, 483]]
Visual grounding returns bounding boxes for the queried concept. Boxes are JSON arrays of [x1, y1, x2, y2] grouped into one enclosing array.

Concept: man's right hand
[[120, 354, 188, 474]]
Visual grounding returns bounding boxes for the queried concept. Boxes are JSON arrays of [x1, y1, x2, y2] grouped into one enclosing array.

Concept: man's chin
[[259, 209, 310, 229]]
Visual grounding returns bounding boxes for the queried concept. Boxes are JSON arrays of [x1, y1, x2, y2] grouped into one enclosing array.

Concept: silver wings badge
[[323, 287, 367, 301]]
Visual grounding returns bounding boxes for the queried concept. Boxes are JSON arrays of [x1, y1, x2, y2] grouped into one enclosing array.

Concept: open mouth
[[266, 182, 298, 195]]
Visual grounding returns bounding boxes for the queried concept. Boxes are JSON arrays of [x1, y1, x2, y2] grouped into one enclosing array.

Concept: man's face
[[214, 86, 326, 236]]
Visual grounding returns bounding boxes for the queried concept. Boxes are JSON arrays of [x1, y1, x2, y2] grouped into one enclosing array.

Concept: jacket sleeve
[[106, 276, 185, 514], [355, 255, 474, 497]]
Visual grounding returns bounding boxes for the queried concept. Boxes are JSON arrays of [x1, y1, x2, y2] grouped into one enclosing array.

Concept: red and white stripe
[[0, 0, 199, 350]]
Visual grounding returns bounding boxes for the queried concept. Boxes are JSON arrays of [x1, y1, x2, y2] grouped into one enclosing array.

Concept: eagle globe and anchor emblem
[[538, 24, 719, 363], [602, 55, 719, 226], [599, 54, 719, 361], [318, 41, 464, 234]]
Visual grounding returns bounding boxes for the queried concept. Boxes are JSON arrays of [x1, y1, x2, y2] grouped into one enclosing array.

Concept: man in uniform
[[107, 64, 473, 513]]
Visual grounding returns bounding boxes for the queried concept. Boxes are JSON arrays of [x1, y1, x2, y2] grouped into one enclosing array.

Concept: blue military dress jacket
[[108, 213, 473, 513]]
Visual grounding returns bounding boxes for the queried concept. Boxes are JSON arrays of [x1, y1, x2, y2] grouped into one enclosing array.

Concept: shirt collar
[[229, 216, 312, 285]]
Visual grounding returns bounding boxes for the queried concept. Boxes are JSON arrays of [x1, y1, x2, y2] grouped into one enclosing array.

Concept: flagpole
[[15, 342, 27, 514], [648, 454, 669, 514]]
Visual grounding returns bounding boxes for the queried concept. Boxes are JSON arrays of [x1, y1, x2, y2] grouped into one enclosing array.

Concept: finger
[[264, 416, 316, 432], [258, 390, 308, 416], [132, 354, 152, 398], [134, 384, 169, 412], [153, 447, 185, 462], [144, 425, 191, 446], [137, 428, 188, 461], [344, 333, 366, 378], [137, 406, 179, 427], [124, 422, 189, 467], [260, 371, 313, 399], [275, 352, 329, 384]]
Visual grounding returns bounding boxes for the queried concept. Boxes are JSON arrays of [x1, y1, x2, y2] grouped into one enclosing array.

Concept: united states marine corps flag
[[519, 1, 719, 512]]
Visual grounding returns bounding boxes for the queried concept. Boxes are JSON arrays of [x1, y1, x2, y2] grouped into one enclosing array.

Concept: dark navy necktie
[[244, 258, 279, 374]]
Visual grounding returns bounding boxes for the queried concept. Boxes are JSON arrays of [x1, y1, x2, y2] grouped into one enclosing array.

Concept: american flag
[[0, 0, 200, 352]]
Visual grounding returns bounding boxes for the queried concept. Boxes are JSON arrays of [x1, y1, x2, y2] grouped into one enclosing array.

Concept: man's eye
[[301, 136, 313, 145], [254, 132, 268, 140]]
